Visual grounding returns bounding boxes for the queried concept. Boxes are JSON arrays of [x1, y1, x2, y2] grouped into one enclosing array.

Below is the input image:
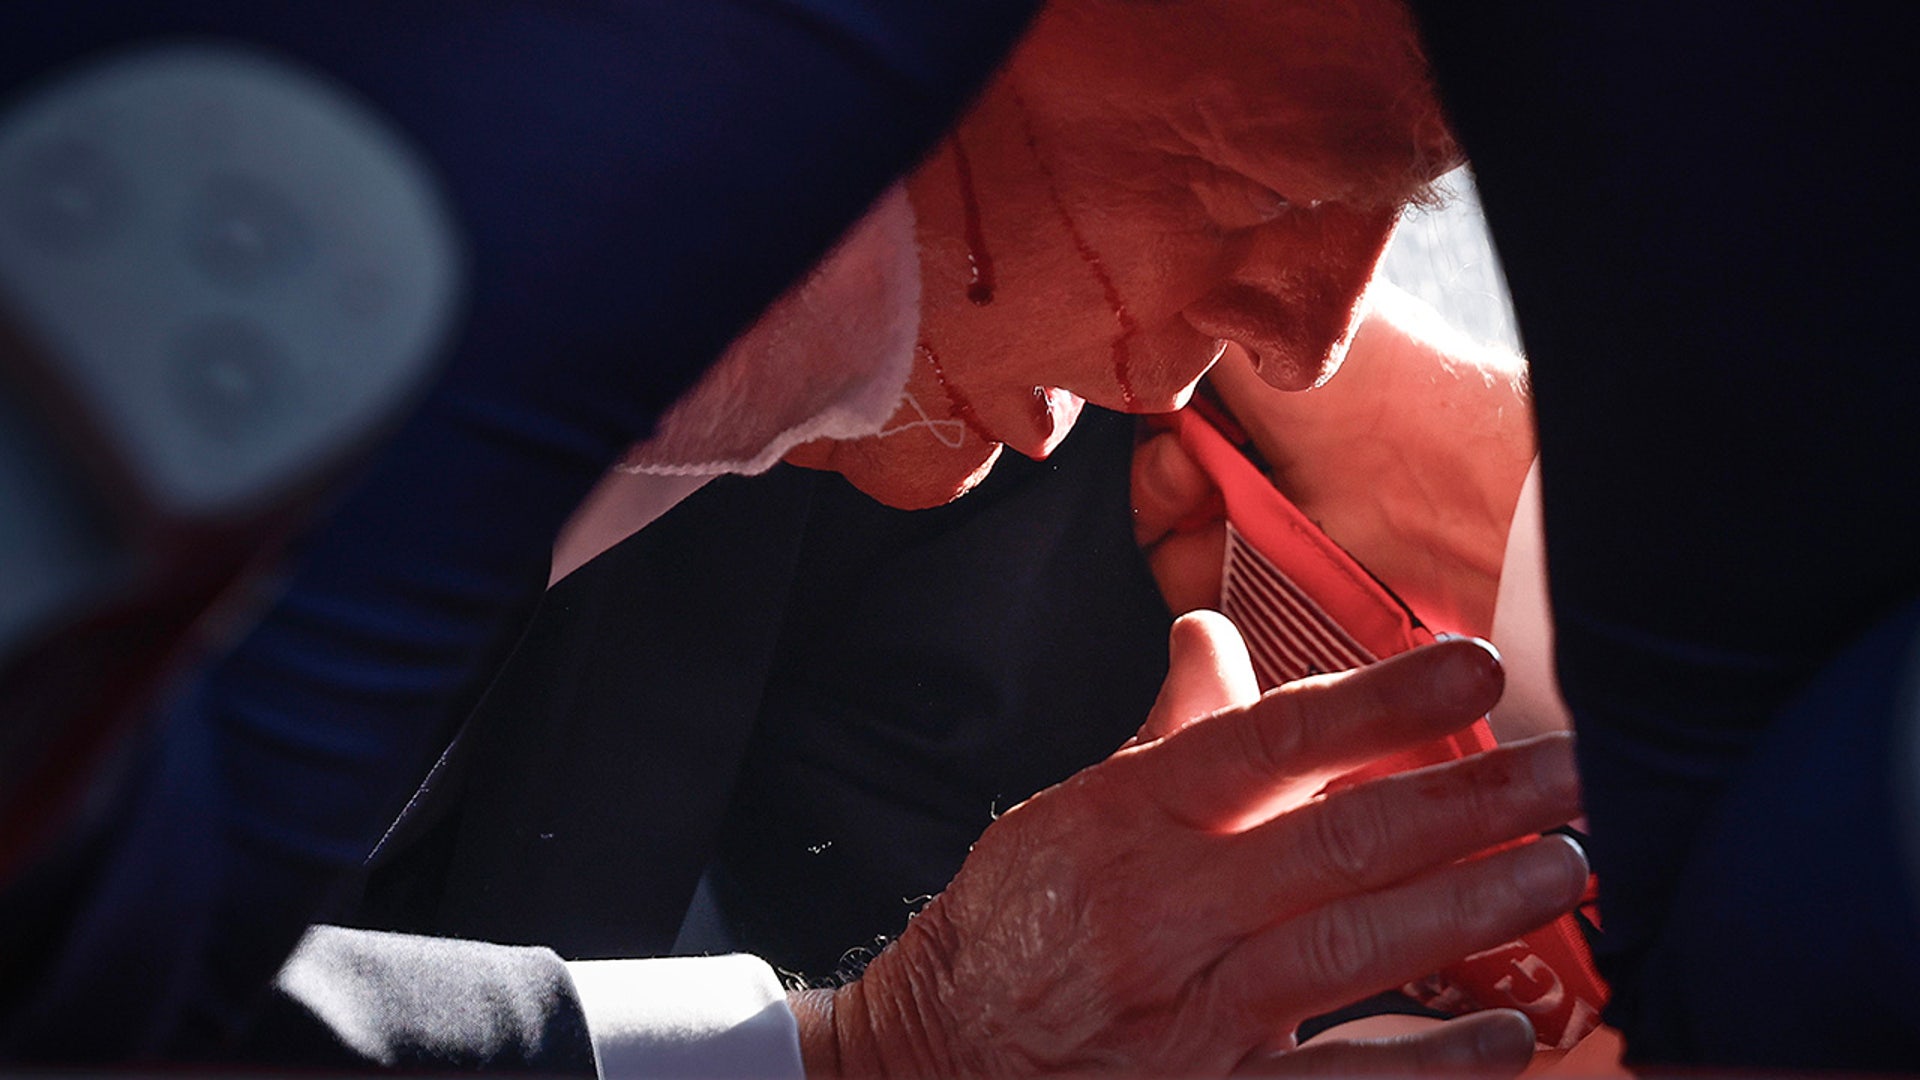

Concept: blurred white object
[[1379, 167, 1519, 356]]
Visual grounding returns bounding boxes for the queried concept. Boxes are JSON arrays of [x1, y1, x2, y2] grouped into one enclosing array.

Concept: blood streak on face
[[918, 337, 995, 444], [949, 137, 997, 308], [785, 0, 1458, 511], [1011, 89, 1143, 412]]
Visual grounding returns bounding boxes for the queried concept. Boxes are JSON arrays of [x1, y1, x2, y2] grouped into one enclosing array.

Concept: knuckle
[[1449, 760, 1511, 841], [1308, 794, 1388, 890], [1242, 694, 1309, 775], [1301, 903, 1378, 991], [1232, 708, 1285, 780]]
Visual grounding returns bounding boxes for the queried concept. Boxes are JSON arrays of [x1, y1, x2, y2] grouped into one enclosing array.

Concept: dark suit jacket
[[353, 407, 1174, 980], [1411, 4, 1920, 1068]]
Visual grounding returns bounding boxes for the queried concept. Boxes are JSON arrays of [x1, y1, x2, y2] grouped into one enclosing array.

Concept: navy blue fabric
[[1640, 600, 1920, 1069], [1409, 3, 1918, 1066], [1, 3, 1035, 1062], [709, 408, 1171, 979], [356, 462, 822, 959], [353, 407, 1172, 976], [353, 406, 1435, 1042]]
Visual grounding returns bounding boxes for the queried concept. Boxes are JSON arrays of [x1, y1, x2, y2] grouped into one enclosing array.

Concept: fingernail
[[1434, 636, 1502, 706], [1514, 834, 1587, 906], [1435, 632, 1503, 665]]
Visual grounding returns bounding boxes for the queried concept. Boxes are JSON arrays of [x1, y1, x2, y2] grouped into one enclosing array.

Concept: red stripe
[[1228, 583, 1330, 683], [1228, 540, 1369, 673], [1223, 526, 1374, 689], [1228, 526, 1373, 667], [1238, 569, 1368, 672]]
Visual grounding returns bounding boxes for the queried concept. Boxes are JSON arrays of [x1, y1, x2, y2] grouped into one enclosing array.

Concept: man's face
[[786, 0, 1457, 509]]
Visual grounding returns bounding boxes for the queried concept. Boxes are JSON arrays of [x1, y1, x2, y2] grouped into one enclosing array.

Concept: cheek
[[910, 127, 1233, 416], [929, 227, 1230, 417], [1121, 322, 1227, 411], [1026, 199, 1252, 409]]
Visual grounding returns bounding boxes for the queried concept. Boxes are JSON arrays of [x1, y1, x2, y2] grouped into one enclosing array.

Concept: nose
[[1180, 203, 1399, 390]]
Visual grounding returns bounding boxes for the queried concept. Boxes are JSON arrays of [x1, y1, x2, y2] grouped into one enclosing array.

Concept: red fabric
[[1159, 406, 1607, 1049]]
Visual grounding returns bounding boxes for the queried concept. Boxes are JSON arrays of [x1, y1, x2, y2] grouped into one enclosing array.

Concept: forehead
[[1010, 0, 1456, 208]]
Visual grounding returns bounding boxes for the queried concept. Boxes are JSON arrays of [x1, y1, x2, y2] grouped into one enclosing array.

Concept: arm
[[255, 929, 808, 1077], [252, 622, 1578, 1078], [1409, 8, 1919, 1065]]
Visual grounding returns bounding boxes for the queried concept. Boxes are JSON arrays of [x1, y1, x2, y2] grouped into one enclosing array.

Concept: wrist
[[791, 909, 968, 1078], [790, 988, 844, 1078], [788, 979, 936, 1079]]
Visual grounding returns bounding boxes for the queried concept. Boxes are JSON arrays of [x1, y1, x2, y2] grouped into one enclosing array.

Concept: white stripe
[[1222, 525, 1375, 689], [1233, 564, 1368, 673]]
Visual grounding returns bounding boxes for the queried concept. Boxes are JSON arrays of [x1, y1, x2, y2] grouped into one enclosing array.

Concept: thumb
[[1131, 430, 1218, 548], [1139, 610, 1261, 741]]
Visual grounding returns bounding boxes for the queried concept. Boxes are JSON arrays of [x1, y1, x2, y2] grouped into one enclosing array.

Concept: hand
[[1135, 284, 1536, 637], [793, 620, 1586, 1076], [1130, 428, 1227, 617]]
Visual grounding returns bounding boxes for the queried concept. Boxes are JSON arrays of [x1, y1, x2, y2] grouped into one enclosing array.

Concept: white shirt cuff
[[567, 954, 803, 1080]]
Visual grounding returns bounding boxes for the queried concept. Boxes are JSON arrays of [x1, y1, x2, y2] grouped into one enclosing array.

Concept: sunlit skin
[[786, 0, 1458, 509], [1133, 291, 1538, 640]]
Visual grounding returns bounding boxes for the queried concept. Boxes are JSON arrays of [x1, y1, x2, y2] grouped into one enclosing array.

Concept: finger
[[1238, 1010, 1536, 1077], [1139, 611, 1262, 741], [1138, 638, 1503, 827], [1131, 430, 1217, 547], [1210, 835, 1589, 1030], [1217, 733, 1581, 929], [1147, 522, 1225, 614]]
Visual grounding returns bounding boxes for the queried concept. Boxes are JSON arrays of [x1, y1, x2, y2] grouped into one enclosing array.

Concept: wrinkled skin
[[786, 0, 1458, 509], [794, 626, 1587, 1076]]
